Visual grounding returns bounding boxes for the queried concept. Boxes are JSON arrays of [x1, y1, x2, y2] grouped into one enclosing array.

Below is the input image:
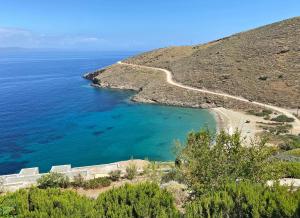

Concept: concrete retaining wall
[[0, 160, 146, 192]]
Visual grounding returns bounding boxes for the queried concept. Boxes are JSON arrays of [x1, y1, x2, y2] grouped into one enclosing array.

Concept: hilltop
[[87, 17, 300, 110]]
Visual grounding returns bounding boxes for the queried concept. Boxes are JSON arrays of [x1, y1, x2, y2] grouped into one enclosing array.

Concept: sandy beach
[[210, 107, 267, 143]]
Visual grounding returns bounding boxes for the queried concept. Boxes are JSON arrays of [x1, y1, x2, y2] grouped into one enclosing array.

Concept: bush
[[126, 162, 137, 180], [285, 148, 300, 157], [109, 170, 121, 181], [289, 135, 300, 149], [161, 168, 184, 184], [71, 175, 111, 189], [281, 162, 300, 179], [278, 134, 300, 150], [247, 109, 272, 117], [83, 177, 111, 189], [72, 174, 85, 188], [262, 124, 292, 135], [185, 181, 300, 218], [37, 172, 70, 189], [0, 188, 96, 217], [271, 115, 295, 123], [0, 183, 179, 217], [95, 182, 179, 217], [177, 129, 281, 193]]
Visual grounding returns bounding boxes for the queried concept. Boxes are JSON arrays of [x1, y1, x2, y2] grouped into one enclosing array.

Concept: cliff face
[[87, 17, 300, 109]]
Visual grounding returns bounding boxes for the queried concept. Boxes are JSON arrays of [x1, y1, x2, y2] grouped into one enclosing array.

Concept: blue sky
[[0, 0, 299, 50]]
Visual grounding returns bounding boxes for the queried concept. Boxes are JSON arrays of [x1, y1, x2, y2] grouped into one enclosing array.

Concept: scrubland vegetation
[[0, 183, 177, 217], [1, 129, 300, 217]]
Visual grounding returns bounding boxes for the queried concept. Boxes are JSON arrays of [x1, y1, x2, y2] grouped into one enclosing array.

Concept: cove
[[0, 50, 216, 174]]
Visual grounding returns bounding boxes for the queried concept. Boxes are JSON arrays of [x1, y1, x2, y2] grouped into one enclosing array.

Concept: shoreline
[[210, 107, 272, 143], [209, 108, 229, 134], [88, 79, 299, 144], [89, 81, 261, 142]]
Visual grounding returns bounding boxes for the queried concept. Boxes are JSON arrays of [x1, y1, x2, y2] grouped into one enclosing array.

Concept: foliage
[[0, 188, 96, 217], [83, 177, 111, 189], [95, 182, 179, 217], [109, 170, 121, 181], [71, 174, 85, 188], [185, 181, 300, 218], [161, 168, 184, 184], [0, 183, 179, 217], [70, 175, 111, 189], [247, 109, 272, 117], [280, 162, 300, 179], [271, 115, 295, 123], [284, 148, 300, 157], [289, 135, 300, 149], [177, 129, 281, 193], [261, 123, 292, 135], [279, 134, 300, 150], [126, 162, 138, 180], [37, 172, 70, 189], [0, 205, 15, 218]]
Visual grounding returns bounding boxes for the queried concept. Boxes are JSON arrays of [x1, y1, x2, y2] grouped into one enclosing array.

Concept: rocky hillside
[[124, 17, 300, 108], [87, 17, 300, 109]]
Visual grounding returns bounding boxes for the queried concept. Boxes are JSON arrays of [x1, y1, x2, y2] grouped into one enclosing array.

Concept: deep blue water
[[0, 50, 216, 175]]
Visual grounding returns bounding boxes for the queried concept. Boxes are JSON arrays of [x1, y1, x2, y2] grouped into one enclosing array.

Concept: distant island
[[85, 16, 300, 143]]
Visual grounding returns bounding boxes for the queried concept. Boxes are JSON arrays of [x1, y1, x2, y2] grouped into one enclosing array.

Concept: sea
[[0, 50, 216, 175]]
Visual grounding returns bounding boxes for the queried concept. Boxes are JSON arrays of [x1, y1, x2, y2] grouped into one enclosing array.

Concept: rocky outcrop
[[83, 69, 105, 80], [85, 64, 262, 110]]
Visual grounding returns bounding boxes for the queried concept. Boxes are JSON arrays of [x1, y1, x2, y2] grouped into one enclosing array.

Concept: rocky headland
[[84, 17, 300, 139]]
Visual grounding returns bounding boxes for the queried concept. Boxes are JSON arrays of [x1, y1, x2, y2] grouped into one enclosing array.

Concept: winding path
[[118, 61, 300, 132]]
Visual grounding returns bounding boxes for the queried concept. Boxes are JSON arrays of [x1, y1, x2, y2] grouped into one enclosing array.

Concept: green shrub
[[289, 135, 300, 149], [0, 183, 179, 217], [247, 109, 264, 116], [271, 115, 295, 123], [262, 124, 292, 135], [83, 177, 111, 189], [0, 188, 96, 217], [126, 162, 137, 180], [281, 162, 300, 179], [37, 172, 70, 189], [177, 129, 281, 193], [71, 174, 85, 188], [109, 170, 121, 181], [185, 181, 300, 218], [262, 109, 273, 115], [161, 168, 184, 184], [71, 175, 111, 189], [247, 109, 274, 121], [95, 182, 179, 217], [278, 134, 300, 151], [285, 148, 300, 157]]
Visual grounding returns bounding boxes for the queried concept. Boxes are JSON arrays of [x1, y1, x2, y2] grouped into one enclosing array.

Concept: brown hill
[[87, 17, 300, 110], [123, 17, 300, 108]]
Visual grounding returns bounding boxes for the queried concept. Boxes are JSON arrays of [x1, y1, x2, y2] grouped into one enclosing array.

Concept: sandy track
[[118, 61, 300, 134]]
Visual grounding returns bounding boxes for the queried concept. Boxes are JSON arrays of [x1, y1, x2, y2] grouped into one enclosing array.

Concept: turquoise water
[[0, 50, 216, 174]]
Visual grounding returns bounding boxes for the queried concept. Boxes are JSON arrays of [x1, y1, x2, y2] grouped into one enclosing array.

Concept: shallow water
[[0, 50, 216, 174]]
